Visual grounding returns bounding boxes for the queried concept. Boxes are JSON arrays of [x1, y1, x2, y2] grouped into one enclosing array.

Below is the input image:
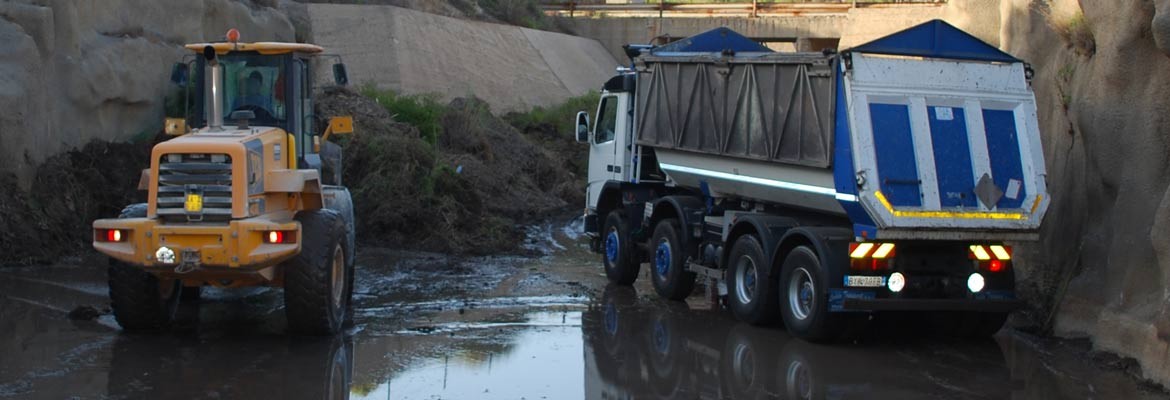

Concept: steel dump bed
[[633, 21, 1049, 239]]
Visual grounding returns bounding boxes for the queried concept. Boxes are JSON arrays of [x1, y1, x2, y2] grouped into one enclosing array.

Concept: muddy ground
[[0, 217, 1165, 399]]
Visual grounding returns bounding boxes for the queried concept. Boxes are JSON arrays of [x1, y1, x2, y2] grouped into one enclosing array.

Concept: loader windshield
[[199, 53, 288, 126]]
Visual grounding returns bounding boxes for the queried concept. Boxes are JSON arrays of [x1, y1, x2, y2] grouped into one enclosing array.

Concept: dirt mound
[[316, 87, 582, 254], [0, 139, 155, 265], [438, 98, 579, 219]]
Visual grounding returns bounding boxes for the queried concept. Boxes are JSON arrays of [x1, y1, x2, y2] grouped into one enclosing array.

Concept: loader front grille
[[155, 153, 233, 223]]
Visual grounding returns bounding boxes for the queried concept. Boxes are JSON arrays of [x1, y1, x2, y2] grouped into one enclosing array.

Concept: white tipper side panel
[[844, 53, 1049, 232], [655, 149, 848, 215]]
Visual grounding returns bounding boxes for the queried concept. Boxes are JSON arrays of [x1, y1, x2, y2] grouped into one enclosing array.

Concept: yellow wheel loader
[[92, 29, 357, 335]]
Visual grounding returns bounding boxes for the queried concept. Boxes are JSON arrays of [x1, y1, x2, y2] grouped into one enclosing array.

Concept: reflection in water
[[583, 285, 1015, 400], [359, 311, 585, 400], [107, 333, 353, 399]]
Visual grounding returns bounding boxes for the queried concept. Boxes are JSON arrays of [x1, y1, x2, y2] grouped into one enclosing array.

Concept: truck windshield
[[214, 54, 287, 125]]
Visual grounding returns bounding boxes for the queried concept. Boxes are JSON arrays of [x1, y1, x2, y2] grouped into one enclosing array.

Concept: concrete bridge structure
[[550, 2, 1000, 62]]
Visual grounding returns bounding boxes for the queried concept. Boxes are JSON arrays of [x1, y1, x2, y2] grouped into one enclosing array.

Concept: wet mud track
[[0, 221, 1165, 399]]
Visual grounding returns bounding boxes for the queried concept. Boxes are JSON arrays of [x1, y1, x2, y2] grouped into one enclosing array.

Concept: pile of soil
[[0, 140, 154, 265], [316, 86, 582, 254]]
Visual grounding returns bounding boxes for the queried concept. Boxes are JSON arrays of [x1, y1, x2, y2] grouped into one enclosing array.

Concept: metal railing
[[542, 1, 946, 17]]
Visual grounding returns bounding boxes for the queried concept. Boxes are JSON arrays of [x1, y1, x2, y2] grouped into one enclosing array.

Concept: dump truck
[[92, 29, 357, 335], [576, 21, 1049, 340]]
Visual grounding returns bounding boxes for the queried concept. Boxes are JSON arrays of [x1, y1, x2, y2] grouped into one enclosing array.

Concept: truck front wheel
[[285, 209, 350, 335], [726, 235, 779, 325], [650, 218, 695, 300], [602, 211, 640, 285], [779, 245, 838, 341]]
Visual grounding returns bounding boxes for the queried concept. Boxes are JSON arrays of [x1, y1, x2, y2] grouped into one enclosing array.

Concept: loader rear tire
[[284, 209, 350, 335]]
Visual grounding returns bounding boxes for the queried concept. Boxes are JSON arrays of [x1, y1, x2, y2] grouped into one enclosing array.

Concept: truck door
[[587, 94, 621, 209]]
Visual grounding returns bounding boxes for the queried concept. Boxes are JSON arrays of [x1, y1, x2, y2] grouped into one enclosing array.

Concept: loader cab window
[[196, 53, 288, 127], [594, 95, 618, 144]]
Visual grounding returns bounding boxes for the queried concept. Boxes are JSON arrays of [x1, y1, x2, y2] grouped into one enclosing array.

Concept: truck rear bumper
[[841, 298, 1023, 312]]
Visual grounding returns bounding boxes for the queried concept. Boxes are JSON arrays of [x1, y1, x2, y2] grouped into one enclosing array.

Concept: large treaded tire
[[108, 203, 180, 332], [779, 245, 843, 342], [108, 262, 181, 331], [284, 209, 350, 335], [324, 186, 357, 325], [602, 211, 640, 285], [650, 219, 695, 300], [726, 235, 779, 325]]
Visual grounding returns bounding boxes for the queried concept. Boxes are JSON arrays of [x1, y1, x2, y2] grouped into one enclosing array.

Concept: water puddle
[[357, 312, 584, 400]]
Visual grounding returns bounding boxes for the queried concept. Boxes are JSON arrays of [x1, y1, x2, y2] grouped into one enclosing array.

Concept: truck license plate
[[845, 275, 885, 288]]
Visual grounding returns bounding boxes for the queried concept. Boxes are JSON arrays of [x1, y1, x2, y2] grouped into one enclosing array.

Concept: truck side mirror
[[170, 62, 189, 86], [333, 63, 349, 86], [575, 111, 590, 143]]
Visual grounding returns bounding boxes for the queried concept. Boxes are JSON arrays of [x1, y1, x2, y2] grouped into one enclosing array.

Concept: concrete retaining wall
[[307, 4, 619, 114]]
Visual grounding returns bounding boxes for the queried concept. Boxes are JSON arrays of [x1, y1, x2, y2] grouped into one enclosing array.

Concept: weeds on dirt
[[359, 85, 445, 145], [503, 91, 599, 179], [1037, 2, 1095, 57]]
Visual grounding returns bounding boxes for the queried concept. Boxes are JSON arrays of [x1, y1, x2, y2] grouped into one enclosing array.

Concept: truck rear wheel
[[108, 262, 181, 331], [602, 211, 640, 285], [650, 219, 695, 300], [285, 209, 350, 335], [779, 246, 838, 341], [726, 235, 779, 325]]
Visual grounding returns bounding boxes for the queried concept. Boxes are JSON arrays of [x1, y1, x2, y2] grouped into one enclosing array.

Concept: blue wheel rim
[[655, 240, 671, 277], [605, 231, 619, 264]]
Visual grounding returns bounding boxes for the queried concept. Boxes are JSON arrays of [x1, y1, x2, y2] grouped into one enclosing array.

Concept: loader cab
[[174, 32, 349, 177], [581, 74, 636, 211], [189, 51, 321, 163]]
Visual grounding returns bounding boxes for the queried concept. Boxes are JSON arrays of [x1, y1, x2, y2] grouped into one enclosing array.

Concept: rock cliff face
[[1000, 0, 1170, 387], [0, 0, 302, 185]]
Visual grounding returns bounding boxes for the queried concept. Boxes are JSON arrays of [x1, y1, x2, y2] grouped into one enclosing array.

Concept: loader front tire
[[284, 209, 350, 335], [108, 261, 181, 332], [108, 202, 179, 332]]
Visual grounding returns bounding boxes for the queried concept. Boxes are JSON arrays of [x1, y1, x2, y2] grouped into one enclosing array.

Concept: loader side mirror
[[333, 63, 349, 86], [575, 111, 590, 143], [170, 62, 189, 86]]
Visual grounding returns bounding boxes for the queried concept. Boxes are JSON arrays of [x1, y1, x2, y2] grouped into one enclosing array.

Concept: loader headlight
[[156, 246, 176, 264]]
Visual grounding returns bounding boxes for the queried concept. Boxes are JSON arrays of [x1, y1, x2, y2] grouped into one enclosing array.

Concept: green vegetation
[[505, 91, 599, 140], [359, 85, 445, 145], [504, 91, 599, 178], [1044, 6, 1095, 57]]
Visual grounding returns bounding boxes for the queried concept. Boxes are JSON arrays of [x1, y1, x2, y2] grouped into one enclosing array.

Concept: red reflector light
[[989, 259, 1004, 272], [100, 229, 124, 242], [267, 231, 284, 244]]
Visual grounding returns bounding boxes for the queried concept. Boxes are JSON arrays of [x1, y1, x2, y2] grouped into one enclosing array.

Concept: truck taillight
[[969, 245, 1010, 273], [849, 242, 895, 271]]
